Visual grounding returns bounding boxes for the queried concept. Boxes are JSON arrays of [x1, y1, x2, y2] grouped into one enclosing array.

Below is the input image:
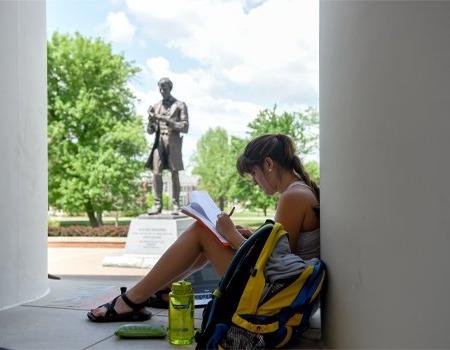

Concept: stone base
[[102, 254, 161, 269], [137, 213, 187, 220], [102, 215, 194, 268]]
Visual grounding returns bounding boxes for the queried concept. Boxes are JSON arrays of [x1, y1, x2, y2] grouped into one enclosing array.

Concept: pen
[[228, 206, 235, 217]]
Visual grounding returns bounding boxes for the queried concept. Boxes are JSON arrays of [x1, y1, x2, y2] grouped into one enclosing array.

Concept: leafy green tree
[[304, 160, 320, 184], [47, 32, 147, 227], [248, 105, 319, 157], [191, 128, 235, 210], [229, 106, 320, 214]]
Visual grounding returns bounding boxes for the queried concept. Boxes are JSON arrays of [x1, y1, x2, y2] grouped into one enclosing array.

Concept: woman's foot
[[87, 287, 151, 322], [147, 288, 170, 309]]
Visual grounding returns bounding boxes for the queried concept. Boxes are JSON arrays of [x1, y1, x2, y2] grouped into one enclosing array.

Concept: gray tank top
[[285, 181, 320, 260]]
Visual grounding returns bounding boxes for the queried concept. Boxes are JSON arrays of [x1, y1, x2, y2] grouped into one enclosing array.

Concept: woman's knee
[[180, 221, 205, 240], [180, 221, 220, 252]]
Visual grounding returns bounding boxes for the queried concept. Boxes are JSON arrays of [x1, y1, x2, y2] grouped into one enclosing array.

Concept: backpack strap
[[234, 223, 286, 313], [196, 220, 275, 346], [232, 223, 288, 333]]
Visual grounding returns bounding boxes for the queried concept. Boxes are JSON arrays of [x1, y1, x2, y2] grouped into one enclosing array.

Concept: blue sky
[[47, 0, 319, 170]]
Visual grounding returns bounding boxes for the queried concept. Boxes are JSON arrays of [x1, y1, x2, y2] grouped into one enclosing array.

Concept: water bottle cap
[[171, 280, 193, 294]]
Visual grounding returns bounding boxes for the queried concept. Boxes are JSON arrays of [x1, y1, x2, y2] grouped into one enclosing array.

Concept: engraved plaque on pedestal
[[102, 214, 194, 269], [125, 215, 193, 254]]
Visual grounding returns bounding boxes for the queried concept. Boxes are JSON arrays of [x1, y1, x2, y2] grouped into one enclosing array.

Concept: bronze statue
[[145, 77, 189, 215]]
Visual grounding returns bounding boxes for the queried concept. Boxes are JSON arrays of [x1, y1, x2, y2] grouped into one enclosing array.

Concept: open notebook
[[181, 191, 230, 247], [186, 264, 220, 308]]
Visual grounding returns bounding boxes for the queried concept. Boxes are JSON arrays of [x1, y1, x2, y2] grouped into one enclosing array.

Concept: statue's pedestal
[[102, 214, 194, 269]]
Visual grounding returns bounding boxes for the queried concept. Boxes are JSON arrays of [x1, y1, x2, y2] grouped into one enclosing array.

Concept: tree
[[191, 128, 235, 210], [230, 106, 320, 214], [304, 160, 320, 184], [47, 32, 147, 227], [248, 105, 319, 157]]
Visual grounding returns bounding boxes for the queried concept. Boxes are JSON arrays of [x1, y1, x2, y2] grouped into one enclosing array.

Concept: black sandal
[[87, 287, 152, 323], [147, 288, 170, 309]]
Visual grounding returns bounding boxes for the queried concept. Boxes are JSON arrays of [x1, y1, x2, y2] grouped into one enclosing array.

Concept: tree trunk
[[263, 207, 267, 217], [87, 210, 99, 227], [86, 201, 99, 227], [219, 196, 225, 211], [96, 211, 103, 226], [115, 211, 119, 227]]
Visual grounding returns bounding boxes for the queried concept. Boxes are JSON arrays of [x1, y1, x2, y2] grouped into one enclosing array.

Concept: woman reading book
[[87, 133, 320, 322]]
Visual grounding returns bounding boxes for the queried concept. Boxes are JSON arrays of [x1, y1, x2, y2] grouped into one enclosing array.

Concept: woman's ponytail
[[292, 155, 320, 202]]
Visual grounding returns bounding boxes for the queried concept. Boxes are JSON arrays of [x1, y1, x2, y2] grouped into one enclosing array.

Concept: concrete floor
[[0, 276, 322, 350], [0, 246, 323, 349]]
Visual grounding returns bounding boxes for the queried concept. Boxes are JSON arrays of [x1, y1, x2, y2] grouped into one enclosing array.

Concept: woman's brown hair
[[236, 134, 320, 204]]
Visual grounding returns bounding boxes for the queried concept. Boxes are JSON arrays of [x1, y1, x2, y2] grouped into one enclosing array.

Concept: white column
[[0, 0, 48, 310], [321, 1, 450, 347]]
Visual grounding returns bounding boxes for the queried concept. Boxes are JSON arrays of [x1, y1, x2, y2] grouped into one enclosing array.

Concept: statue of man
[[145, 77, 189, 215]]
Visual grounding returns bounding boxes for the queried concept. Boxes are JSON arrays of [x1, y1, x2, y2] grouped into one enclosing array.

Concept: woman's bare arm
[[274, 190, 309, 252]]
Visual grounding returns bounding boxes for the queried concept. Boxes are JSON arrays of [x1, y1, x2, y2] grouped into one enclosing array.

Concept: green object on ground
[[115, 324, 167, 339], [169, 280, 194, 345]]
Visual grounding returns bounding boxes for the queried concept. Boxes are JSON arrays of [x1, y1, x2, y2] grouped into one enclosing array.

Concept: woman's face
[[250, 162, 277, 195]]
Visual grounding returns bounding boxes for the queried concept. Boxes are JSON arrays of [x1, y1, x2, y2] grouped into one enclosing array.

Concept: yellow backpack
[[195, 220, 326, 349]]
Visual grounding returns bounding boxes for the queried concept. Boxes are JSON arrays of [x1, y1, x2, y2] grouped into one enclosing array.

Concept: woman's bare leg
[[159, 254, 208, 291], [129, 222, 233, 300], [91, 222, 234, 317], [154, 254, 208, 306]]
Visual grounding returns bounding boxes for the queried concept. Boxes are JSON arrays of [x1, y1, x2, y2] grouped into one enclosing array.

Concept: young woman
[[87, 133, 320, 322]]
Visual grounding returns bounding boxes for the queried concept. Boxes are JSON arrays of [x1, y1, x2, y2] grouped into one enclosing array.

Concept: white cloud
[[125, 0, 318, 105], [146, 57, 171, 77], [142, 57, 260, 135], [138, 39, 148, 48], [242, 0, 267, 14], [105, 11, 136, 43], [109, 0, 123, 6], [129, 56, 262, 171], [124, 0, 319, 171]]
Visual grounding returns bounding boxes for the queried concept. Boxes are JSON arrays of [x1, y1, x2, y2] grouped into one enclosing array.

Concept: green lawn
[[49, 210, 272, 231], [58, 219, 131, 227]]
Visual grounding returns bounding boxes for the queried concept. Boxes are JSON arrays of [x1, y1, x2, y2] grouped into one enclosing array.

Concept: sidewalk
[[0, 276, 192, 350], [0, 245, 323, 349], [48, 245, 147, 277]]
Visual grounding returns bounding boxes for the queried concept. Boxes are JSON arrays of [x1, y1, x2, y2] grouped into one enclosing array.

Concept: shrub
[[146, 193, 155, 208], [48, 225, 129, 237], [48, 217, 60, 228], [121, 208, 144, 217], [162, 193, 171, 210]]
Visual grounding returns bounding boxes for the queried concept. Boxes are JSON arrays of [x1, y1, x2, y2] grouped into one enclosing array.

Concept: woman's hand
[[235, 225, 253, 238], [216, 213, 245, 249]]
